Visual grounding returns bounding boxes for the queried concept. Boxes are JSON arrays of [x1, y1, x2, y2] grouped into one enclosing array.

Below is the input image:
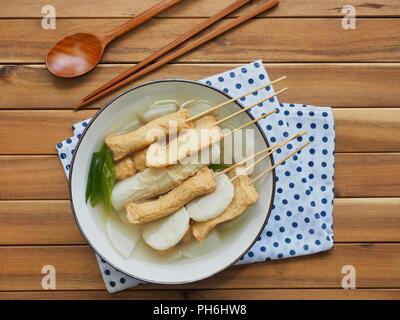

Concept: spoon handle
[[102, 0, 182, 44]]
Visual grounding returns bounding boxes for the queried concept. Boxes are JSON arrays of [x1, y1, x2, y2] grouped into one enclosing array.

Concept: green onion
[[85, 152, 97, 203], [208, 163, 231, 172], [90, 152, 103, 207], [101, 148, 115, 211], [86, 144, 115, 210]]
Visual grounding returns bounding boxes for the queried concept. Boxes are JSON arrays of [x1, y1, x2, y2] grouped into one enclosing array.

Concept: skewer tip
[[296, 130, 308, 138], [249, 140, 311, 184]]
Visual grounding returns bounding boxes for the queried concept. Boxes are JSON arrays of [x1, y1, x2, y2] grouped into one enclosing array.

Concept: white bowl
[[69, 80, 276, 284]]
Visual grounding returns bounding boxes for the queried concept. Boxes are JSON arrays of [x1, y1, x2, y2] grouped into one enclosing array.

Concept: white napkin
[[57, 60, 335, 293]]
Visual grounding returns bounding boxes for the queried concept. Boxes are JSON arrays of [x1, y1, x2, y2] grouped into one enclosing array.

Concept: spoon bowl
[[46, 33, 105, 78], [45, 0, 182, 78]]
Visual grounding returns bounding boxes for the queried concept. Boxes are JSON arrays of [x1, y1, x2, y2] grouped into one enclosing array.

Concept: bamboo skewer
[[215, 108, 276, 129], [212, 88, 288, 126], [82, 0, 251, 102], [75, 0, 281, 110], [249, 141, 311, 184], [179, 112, 276, 164], [222, 111, 276, 139], [231, 149, 276, 182], [231, 132, 307, 181], [217, 130, 307, 178], [102, 83, 285, 163], [197, 112, 278, 158], [144, 111, 277, 167], [186, 76, 286, 122]]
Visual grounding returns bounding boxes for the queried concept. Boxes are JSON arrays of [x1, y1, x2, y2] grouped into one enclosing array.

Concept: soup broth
[[103, 98, 255, 264]]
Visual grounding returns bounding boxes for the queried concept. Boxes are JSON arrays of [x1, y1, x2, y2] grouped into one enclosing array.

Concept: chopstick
[[83, 0, 251, 103], [217, 131, 307, 178], [186, 76, 286, 123], [249, 141, 311, 184], [75, 0, 280, 110]]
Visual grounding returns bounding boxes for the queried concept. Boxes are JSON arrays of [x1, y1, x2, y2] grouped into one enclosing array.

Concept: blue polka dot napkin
[[56, 60, 335, 293]]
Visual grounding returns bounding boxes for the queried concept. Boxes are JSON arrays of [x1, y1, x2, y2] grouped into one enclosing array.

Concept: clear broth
[[104, 98, 251, 264]]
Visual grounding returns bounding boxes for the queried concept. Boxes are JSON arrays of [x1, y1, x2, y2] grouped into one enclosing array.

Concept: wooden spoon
[[45, 0, 182, 78]]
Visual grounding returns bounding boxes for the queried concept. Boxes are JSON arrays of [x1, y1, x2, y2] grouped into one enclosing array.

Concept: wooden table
[[0, 0, 400, 300]]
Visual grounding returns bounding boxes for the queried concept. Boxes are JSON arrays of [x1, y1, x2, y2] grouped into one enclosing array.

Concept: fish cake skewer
[[115, 149, 148, 181], [114, 115, 218, 181], [111, 141, 221, 210], [126, 167, 216, 224], [111, 162, 203, 211], [146, 125, 221, 168], [146, 112, 275, 168], [106, 109, 192, 161], [115, 157, 137, 181], [107, 80, 286, 162], [186, 173, 235, 222], [192, 140, 311, 241], [191, 172, 258, 242]]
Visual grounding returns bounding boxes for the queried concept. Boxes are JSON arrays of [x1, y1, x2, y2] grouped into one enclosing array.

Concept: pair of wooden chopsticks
[[75, 0, 280, 110]]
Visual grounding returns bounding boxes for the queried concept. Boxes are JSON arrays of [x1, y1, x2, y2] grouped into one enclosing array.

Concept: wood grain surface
[[2, 0, 400, 18], [1, 19, 400, 63], [1, 0, 399, 300], [1, 108, 400, 153], [0, 198, 399, 245], [2, 64, 400, 109], [1, 153, 399, 199], [1, 289, 400, 300], [1, 244, 399, 290]]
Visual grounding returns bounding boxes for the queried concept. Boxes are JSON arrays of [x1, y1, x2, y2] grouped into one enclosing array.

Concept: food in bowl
[[70, 80, 279, 284], [84, 97, 264, 260]]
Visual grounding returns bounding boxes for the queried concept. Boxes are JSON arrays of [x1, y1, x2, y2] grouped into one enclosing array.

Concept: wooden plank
[[0, 244, 399, 290], [334, 108, 400, 152], [1, 64, 400, 110], [1, 19, 399, 63], [334, 153, 400, 198], [0, 110, 95, 154], [1, 289, 399, 300], [1, 108, 400, 154], [185, 288, 400, 300], [333, 198, 400, 242], [1, 153, 399, 200], [0, 198, 399, 245], [2, 0, 400, 18], [0, 156, 68, 200], [0, 201, 84, 245], [0, 290, 185, 300]]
